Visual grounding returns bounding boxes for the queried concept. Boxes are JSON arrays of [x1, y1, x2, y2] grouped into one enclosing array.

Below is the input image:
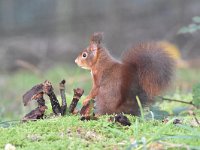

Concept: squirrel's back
[[122, 42, 175, 98]]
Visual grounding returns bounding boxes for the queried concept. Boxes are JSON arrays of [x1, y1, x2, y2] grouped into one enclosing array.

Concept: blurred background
[[0, 0, 200, 121]]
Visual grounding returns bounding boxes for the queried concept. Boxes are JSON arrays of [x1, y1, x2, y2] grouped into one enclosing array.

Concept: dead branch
[[59, 80, 67, 115], [22, 105, 48, 122], [22, 92, 47, 121], [43, 80, 62, 115], [22, 80, 95, 122], [23, 84, 43, 106], [69, 88, 84, 114], [23, 80, 62, 115]]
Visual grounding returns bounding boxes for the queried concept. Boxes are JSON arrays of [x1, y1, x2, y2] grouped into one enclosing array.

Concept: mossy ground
[[1, 113, 200, 150]]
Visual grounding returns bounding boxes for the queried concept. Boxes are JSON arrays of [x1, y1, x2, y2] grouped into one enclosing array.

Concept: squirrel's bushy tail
[[122, 42, 175, 98]]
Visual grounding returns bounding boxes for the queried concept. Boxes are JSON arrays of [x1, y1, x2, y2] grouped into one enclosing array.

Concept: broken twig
[[59, 80, 67, 115], [23, 84, 43, 106], [159, 96, 194, 106], [69, 88, 84, 114], [43, 80, 62, 115], [22, 89, 48, 122]]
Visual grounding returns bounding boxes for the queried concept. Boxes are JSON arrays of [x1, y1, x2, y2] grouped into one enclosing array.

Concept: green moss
[[0, 116, 200, 150]]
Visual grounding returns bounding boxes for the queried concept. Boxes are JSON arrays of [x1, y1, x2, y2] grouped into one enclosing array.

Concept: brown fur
[[75, 33, 175, 115]]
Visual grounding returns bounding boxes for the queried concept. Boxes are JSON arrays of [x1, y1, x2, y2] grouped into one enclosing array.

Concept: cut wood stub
[[48, 92, 62, 115], [43, 80, 62, 115], [69, 88, 84, 113], [59, 79, 67, 116], [42, 80, 54, 95]]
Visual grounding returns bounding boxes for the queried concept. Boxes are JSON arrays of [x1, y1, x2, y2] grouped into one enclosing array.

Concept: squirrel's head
[[75, 32, 103, 70]]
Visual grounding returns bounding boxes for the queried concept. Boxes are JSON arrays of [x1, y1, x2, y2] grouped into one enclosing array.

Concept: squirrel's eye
[[82, 52, 87, 58]]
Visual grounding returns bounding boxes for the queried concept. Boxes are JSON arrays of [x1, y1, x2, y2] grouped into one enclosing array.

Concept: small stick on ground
[[159, 96, 194, 106], [59, 80, 67, 116], [69, 88, 84, 114], [43, 80, 61, 115]]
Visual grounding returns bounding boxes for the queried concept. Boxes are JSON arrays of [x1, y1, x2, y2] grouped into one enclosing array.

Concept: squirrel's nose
[[75, 58, 78, 64]]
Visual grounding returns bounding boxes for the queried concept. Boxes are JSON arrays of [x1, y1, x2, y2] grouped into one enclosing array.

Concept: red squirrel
[[75, 32, 175, 115]]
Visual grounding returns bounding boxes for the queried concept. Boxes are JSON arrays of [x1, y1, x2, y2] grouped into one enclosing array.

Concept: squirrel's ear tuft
[[91, 32, 103, 44]]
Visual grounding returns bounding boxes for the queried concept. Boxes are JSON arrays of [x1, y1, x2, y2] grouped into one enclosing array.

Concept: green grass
[[0, 65, 200, 149], [0, 114, 200, 150]]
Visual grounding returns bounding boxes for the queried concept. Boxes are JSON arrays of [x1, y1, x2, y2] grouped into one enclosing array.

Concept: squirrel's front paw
[[82, 99, 90, 106]]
